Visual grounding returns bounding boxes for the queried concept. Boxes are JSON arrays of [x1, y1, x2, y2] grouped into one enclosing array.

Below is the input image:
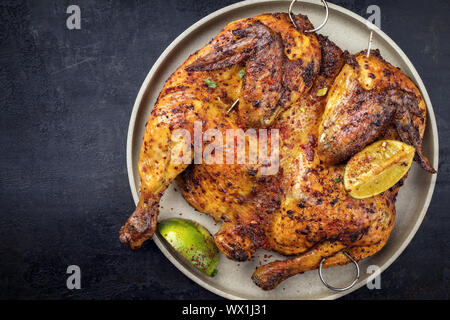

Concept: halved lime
[[158, 218, 219, 276], [344, 140, 415, 199]]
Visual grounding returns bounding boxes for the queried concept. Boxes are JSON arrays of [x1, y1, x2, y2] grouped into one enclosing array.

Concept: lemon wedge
[[344, 140, 415, 199]]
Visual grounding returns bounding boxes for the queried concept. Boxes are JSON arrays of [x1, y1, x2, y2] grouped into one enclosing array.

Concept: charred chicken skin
[[120, 13, 435, 290], [120, 13, 320, 249], [317, 50, 435, 173]]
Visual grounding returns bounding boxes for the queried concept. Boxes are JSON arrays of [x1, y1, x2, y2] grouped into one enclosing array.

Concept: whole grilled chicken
[[120, 13, 435, 290]]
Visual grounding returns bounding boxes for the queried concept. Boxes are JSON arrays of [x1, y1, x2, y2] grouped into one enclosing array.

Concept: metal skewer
[[289, 0, 329, 32], [366, 30, 374, 58], [227, 98, 239, 114], [318, 250, 360, 292]]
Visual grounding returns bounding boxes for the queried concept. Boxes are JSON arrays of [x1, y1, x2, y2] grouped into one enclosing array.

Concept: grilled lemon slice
[[344, 140, 415, 199], [158, 218, 219, 276]]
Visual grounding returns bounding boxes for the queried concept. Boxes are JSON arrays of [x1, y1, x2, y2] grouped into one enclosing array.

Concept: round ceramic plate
[[126, 0, 438, 299]]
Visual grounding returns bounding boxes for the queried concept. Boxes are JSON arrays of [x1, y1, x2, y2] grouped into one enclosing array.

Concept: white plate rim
[[125, 0, 439, 300]]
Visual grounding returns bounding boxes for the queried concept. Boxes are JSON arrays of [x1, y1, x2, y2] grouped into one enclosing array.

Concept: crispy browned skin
[[317, 50, 436, 173], [121, 13, 434, 290], [119, 13, 321, 249], [179, 36, 423, 290], [186, 15, 320, 128], [176, 14, 320, 261], [251, 47, 436, 290], [186, 20, 275, 72]]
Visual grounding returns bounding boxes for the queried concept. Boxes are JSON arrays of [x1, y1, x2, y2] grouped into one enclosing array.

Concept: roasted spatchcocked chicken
[[120, 13, 435, 290]]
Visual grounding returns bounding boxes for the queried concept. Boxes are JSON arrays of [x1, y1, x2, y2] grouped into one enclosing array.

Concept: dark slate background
[[0, 0, 448, 300]]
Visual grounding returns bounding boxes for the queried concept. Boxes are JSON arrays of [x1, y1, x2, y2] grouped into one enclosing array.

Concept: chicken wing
[[317, 50, 436, 173]]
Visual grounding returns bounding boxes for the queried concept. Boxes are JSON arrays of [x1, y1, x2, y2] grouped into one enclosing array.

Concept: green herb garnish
[[317, 87, 328, 97], [333, 177, 342, 183], [204, 79, 217, 89], [238, 69, 245, 79], [300, 107, 306, 112]]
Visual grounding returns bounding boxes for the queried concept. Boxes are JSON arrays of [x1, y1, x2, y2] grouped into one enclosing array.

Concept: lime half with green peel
[[158, 218, 219, 276], [344, 140, 416, 199]]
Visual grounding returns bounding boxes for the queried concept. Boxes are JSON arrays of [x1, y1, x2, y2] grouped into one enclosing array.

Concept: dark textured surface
[[0, 0, 448, 300]]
